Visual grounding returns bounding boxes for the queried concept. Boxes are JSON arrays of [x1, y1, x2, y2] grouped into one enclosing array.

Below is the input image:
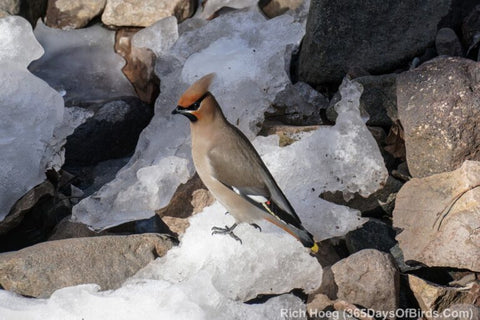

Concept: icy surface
[[132, 16, 179, 57], [0, 283, 306, 320], [29, 21, 135, 104], [0, 16, 65, 222], [73, 9, 305, 230], [0, 16, 44, 67], [133, 202, 323, 300]]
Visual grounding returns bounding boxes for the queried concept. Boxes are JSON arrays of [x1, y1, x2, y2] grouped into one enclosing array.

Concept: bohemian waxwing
[[172, 73, 318, 253]]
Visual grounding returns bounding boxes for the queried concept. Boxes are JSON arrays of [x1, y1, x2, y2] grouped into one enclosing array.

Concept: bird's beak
[[172, 106, 185, 114]]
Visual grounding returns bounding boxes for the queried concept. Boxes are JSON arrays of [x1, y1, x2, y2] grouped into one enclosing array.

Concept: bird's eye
[[191, 101, 200, 110], [187, 92, 210, 111]]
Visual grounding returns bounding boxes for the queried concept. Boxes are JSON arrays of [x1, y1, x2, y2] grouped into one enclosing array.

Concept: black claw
[[211, 223, 242, 244], [250, 223, 262, 231], [224, 211, 230, 215]]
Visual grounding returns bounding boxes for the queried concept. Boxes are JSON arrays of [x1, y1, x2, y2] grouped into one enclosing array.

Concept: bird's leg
[[250, 223, 262, 231], [211, 223, 242, 244]]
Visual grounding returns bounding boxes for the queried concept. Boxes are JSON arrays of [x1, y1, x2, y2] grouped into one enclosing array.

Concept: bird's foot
[[211, 223, 242, 244], [250, 223, 262, 231]]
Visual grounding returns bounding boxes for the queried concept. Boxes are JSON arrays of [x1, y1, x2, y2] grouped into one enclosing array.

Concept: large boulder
[[397, 57, 480, 178], [298, 0, 450, 85], [102, 0, 195, 27], [65, 97, 153, 166], [0, 234, 173, 298], [45, 0, 106, 29], [394, 161, 480, 271], [331, 249, 399, 313]]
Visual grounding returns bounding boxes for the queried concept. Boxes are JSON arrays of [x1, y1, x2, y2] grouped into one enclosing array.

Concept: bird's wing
[[207, 127, 303, 228]]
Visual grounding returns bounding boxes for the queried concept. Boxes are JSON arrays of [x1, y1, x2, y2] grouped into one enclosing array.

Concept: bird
[[172, 73, 319, 253]]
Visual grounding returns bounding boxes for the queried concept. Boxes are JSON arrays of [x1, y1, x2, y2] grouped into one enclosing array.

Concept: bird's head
[[172, 73, 217, 123]]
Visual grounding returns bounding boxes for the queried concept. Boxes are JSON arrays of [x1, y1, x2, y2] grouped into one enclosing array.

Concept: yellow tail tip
[[310, 242, 319, 253]]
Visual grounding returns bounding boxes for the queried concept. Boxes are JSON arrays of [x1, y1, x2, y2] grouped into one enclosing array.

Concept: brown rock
[[393, 161, 480, 271], [397, 57, 480, 178], [102, 0, 195, 27], [0, 234, 173, 298], [0, 181, 54, 235], [45, 0, 106, 29], [331, 249, 399, 315], [408, 275, 479, 316], [114, 28, 159, 104], [260, 0, 303, 18], [157, 174, 214, 235], [48, 216, 103, 240], [259, 123, 320, 147]]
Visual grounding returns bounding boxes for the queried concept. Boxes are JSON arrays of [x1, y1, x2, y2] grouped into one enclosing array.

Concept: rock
[[259, 123, 320, 147], [45, 0, 106, 29], [462, 5, 480, 49], [393, 161, 480, 271], [357, 74, 398, 126], [115, 28, 159, 104], [298, 0, 450, 85], [397, 57, 480, 178], [0, 234, 173, 298], [438, 304, 480, 320], [331, 249, 399, 313], [0, 181, 54, 235], [102, 0, 195, 27], [48, 216, 102, 240], [0, 0, 47, 26], [156, 174, 214, 236], [345, 219, 397, 254], [321, 176, 403, 216], [265, 81, 329, 125], [408, 275, 479, 315], [65, 97, 153, 166], [259, 0, 304, 18], [326, 74, 397, 127], [436, 28, 463, 56]]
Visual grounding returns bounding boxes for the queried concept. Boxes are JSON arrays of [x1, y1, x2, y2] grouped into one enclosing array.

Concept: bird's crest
[[177, 73, 216, 108]]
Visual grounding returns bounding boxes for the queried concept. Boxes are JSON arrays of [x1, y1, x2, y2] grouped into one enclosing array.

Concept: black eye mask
[[172, 92, 211, 122], [183, 92, 210, 111]]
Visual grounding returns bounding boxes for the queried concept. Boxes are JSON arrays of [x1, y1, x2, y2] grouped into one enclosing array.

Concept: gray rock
[[436, 28, 463, 57], [298, 0, 450, 85], [0, 234, 173, 298], [397, 57, 480, 178], [393, 161, 480, 272], [462, 5, 480, 49], [0, 0, 19, 14], [102, 0, 195, 27], [331, 249, 399, 313], [345, 219, 397, 254], [48, 216, 102, 240], [0, 181, 54, 235], [45, 0, 106, 29], [65, 97, 153, 166], [266, 81, 328, 125]]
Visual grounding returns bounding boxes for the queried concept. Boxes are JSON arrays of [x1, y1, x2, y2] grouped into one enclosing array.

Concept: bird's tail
[[264, 217, 318, 253]]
